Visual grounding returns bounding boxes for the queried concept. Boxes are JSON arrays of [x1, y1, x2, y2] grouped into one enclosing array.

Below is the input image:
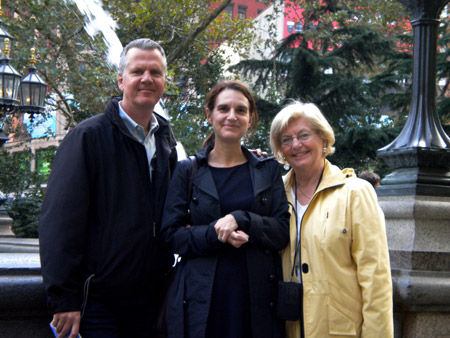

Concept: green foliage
[[330, 119, 405, 178], [244, 98, 281, 152], [0, 149, 51, 238], [436, 18, 450, 126], [0, 150, 33, 195], [3, 0, 119, 128], [6, 194, 42, 238], [102, 0, 257, 155], [232, 0, 450, 174]]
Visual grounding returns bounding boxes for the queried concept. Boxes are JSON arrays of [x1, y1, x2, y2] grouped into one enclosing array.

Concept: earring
[[283, 158, 290, 171], [322, 147, 327, 153]]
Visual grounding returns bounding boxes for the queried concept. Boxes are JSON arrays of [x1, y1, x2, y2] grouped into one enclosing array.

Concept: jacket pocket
[[328, 299, 357, 336]]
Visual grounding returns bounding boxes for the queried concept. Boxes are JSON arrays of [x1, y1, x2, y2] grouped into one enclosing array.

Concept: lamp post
[[376, 2, 450, 336], [0, 39, 47, 115], [0, 2, 47, 145], [377, 0, 450, 196], [18, 48, 47, 114]]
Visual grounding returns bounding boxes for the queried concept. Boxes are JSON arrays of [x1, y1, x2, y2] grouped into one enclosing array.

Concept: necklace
[[296, 184, 313, 200]]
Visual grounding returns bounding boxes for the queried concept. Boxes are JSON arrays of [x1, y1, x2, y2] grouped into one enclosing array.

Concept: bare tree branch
[[166, 0, 232, 65]]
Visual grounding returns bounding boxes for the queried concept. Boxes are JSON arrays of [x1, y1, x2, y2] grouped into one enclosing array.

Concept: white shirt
[[118, 102, 159, 180]]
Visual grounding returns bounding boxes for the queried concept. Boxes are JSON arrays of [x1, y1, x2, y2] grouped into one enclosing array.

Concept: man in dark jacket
[[39, 38, 177, 338]]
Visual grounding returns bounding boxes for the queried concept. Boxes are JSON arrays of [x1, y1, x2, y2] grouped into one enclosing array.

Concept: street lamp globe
[[19, 48, 47, 113], [0, 38, 21, 112]]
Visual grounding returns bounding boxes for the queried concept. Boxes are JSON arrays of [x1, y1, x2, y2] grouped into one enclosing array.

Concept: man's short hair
[[358, 171, 381, 188], [118, 38, 167, 75]]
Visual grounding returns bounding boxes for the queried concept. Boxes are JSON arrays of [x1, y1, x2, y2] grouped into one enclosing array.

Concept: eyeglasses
[[281, 132, 314, 147]]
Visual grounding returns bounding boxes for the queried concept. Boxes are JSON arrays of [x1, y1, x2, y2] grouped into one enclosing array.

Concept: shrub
[[6, 194, 43, 238]]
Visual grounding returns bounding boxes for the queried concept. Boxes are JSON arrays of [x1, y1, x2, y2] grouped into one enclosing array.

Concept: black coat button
[[264, 249, 270, 255], [268, 274, 276, 282], [183, 300, 187, 307], [269, 302, 274, 308], [192, 197, 198, 205], [302, 263, 309, 274]]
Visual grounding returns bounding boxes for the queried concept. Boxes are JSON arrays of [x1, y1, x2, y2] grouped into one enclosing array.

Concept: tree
[[3, 0, 119, 128], [231, 0, 450, 175], [0, 0, 258, 236], [102, 0, 259, 154], [2, 1, 259, 154], [0, 149, 48, 238]]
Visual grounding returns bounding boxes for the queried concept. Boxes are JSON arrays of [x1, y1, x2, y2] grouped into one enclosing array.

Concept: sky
[[68, 0, 188, 159], [70, 0, 122, 67]]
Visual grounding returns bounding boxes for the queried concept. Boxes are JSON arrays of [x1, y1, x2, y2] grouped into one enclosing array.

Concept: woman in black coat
[[161, 80, 290, 338]]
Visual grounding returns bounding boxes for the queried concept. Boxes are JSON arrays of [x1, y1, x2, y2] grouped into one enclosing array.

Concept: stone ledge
[[0, 252, 50, 337], [390, 250, 450, 271], [0, 275, 48, 316], [0, 253, 41, 274], [379, 196, 450, 220], [392, 269, 450, 312], [0, 238, 39, 253]]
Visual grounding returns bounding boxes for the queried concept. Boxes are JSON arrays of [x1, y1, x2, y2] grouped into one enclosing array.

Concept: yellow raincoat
[[281, 160, 393, 338]]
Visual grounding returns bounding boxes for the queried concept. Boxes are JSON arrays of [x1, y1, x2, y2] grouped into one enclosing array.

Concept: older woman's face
[[280, 117, 325, 173]]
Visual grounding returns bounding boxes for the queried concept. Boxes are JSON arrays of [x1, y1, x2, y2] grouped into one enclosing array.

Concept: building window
[[238, 5, 247, 19], [287, 20, 295, 34], [224, 3, 234, 19]]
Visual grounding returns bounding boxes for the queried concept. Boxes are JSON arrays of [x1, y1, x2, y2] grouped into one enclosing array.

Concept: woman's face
[[280, 117, 326, 173], [206, 89, 252, 144]]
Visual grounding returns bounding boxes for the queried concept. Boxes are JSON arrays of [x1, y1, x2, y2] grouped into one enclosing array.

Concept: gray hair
[[118, 38, 167, 75]]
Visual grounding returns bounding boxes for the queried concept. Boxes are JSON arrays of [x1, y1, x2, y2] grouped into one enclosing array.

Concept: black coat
[[39, 97, 177, 314], [161, 146, 290, 338]]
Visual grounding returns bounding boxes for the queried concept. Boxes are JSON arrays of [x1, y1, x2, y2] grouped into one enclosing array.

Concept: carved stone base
[[377, 166, 450, 197], [379, 194, 450, 338], [0, 215, 13, 238]]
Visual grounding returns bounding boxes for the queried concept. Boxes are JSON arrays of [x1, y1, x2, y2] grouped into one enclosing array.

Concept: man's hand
[[51, 311, 81, 338], [250, 148, 268, 158]]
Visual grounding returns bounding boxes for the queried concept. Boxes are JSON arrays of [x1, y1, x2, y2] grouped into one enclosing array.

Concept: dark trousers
[[79, 298, 156, 338]]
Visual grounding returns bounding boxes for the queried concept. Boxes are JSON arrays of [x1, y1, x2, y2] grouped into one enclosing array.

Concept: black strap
[[187, 156, 197, 217], [292, 169, 324, 280]]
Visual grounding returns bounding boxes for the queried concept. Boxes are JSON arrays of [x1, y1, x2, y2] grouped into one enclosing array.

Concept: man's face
[[118, 47, 166, 113]]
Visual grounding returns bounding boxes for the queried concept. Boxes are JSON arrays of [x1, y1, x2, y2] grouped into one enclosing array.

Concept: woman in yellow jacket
[[270, 101, 393, 338]]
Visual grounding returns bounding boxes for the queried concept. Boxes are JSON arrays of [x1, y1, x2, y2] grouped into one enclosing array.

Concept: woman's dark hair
[[202, 80, 259, 148]]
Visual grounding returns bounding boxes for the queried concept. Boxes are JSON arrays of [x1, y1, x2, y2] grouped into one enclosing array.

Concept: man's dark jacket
[[39, 96, 177, 314]]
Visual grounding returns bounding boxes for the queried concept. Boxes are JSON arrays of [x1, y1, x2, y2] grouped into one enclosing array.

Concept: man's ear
[[118, 73, 124, 92]]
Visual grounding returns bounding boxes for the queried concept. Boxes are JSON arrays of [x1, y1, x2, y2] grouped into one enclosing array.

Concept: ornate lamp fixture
[[0, 2, 47, 115], [0, 38, 21, 113], [19, 48, 47, 113], [377, 0, 450, 196]]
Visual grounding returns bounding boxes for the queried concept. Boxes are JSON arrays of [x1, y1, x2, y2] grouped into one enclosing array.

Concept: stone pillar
[[379, 196, 450, 337], [377, 1, 450, 337]]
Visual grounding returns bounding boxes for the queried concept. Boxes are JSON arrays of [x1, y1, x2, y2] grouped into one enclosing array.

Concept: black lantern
[[0, 38, 21, 112], [19, 48, 47, 113], [0, 38, 47, 115]]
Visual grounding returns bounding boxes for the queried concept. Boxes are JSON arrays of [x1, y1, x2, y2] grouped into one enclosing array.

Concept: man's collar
[[118, 101, 159, 136]]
